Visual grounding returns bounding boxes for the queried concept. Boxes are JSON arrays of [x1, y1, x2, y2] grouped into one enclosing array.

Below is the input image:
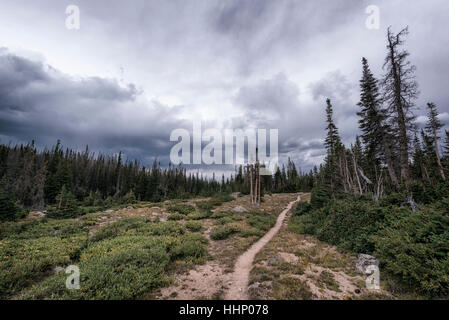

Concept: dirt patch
[[159, 262, 227, 300]]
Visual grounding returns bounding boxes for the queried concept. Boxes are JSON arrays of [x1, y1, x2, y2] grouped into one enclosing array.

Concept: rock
[[104, 209, 114, 213], [160, 212, 169, 222], [126, 206, 134, 210], [53, 266, 64, 273], [150, 206, 160, 210], [223, 278, 233, 286], [100, 216, 108, 220], [28, 211, 46, 219], [232, 205, 248, 213], [356, 254, 379, 274], [248, 282, 260, 290]]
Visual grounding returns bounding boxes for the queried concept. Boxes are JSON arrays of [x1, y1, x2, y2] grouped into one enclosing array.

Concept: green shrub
[[167, 213, 184, 221], [167, 204, 195, 215], [196, 201, 215, 212], [20, 241, 172, 300], [290, 199, 384, 253], [0, 220, 88, 298], [122, 190, 137, 204], [240, 229, 263, 238], [373, 200, 449, 297], [170, 240, 207, 263], [293, 201, 313, 216], [247, 212, 276, 232], [185, 221, 202, 232], [186, 211, 211, 220], [210, 225, 239, 240]]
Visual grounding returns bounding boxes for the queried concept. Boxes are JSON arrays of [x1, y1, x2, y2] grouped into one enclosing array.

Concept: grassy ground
[[2, 192, 399, 300], [0, 193, 299, 300], [0, 196, 229, 299]]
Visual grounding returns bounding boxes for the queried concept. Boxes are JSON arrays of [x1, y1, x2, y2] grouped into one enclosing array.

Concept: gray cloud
[[1, 0, 449, 173], [0, 50, 189, 166]]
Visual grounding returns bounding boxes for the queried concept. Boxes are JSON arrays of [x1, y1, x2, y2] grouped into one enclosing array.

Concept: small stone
[[248, 282, 260, 290], [232, 206, 248, 213], [126, 206, 134, 210], [104, 210, 114, 213]]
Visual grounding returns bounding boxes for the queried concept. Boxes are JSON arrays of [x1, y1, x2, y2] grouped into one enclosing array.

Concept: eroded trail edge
[[224, 194, 302, 300]]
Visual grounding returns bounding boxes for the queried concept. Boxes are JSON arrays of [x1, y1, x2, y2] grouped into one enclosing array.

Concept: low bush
[[373, 199, 449, 297], [0, 220, 88, 297], [167, 204, 195, 215], [210, 225, 239, 240], [247, 212, 277, 232], [289, 199, 384, 253], [167, 213, 184, 221], [185, 221, 202, 232]]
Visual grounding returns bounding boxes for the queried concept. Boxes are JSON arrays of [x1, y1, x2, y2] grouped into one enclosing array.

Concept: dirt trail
[[224, 194, 302, 300]]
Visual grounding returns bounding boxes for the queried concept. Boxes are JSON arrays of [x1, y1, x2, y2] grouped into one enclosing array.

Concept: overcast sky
[[1, 0, 448, 175]]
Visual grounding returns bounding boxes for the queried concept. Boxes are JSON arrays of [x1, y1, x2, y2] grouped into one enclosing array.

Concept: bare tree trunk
[[352, 151, 363, 195], [433, 127, 446, 180], [382, 135, 400, 189], [387, 33, 410, 189], [249, 165, 253, 204]]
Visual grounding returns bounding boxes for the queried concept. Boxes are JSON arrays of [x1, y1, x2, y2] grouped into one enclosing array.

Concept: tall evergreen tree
[[357, 57, 399, 189]]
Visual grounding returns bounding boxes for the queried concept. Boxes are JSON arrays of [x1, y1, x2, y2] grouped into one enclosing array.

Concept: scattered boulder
[[27, 211, 46, 219], [356, 254, 379, 274], [126, 206, 134, 210], [232, 206, 248, 213], [104, 209, 114, 214], [150, 206, 161, 210]]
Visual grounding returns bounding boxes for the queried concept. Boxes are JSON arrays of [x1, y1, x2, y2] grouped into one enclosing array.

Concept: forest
[[0, 139, 313, 221]]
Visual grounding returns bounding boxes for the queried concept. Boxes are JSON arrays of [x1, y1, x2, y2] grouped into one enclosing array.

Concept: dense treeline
[[0, 139, 313, 220], [294, 26, 449, 297]]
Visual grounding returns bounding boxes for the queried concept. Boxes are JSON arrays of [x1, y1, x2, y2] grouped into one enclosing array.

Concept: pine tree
[[382, 27, 418, 189], [425, 103, 445, 180], [324, 99, 343, 196], [357, 57, 399, 189]]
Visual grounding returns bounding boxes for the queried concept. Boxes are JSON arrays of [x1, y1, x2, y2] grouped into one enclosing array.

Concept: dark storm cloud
[[1, 0, 449, 173], [0, 51, 188, 166], [210, 0, 364, 75]]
